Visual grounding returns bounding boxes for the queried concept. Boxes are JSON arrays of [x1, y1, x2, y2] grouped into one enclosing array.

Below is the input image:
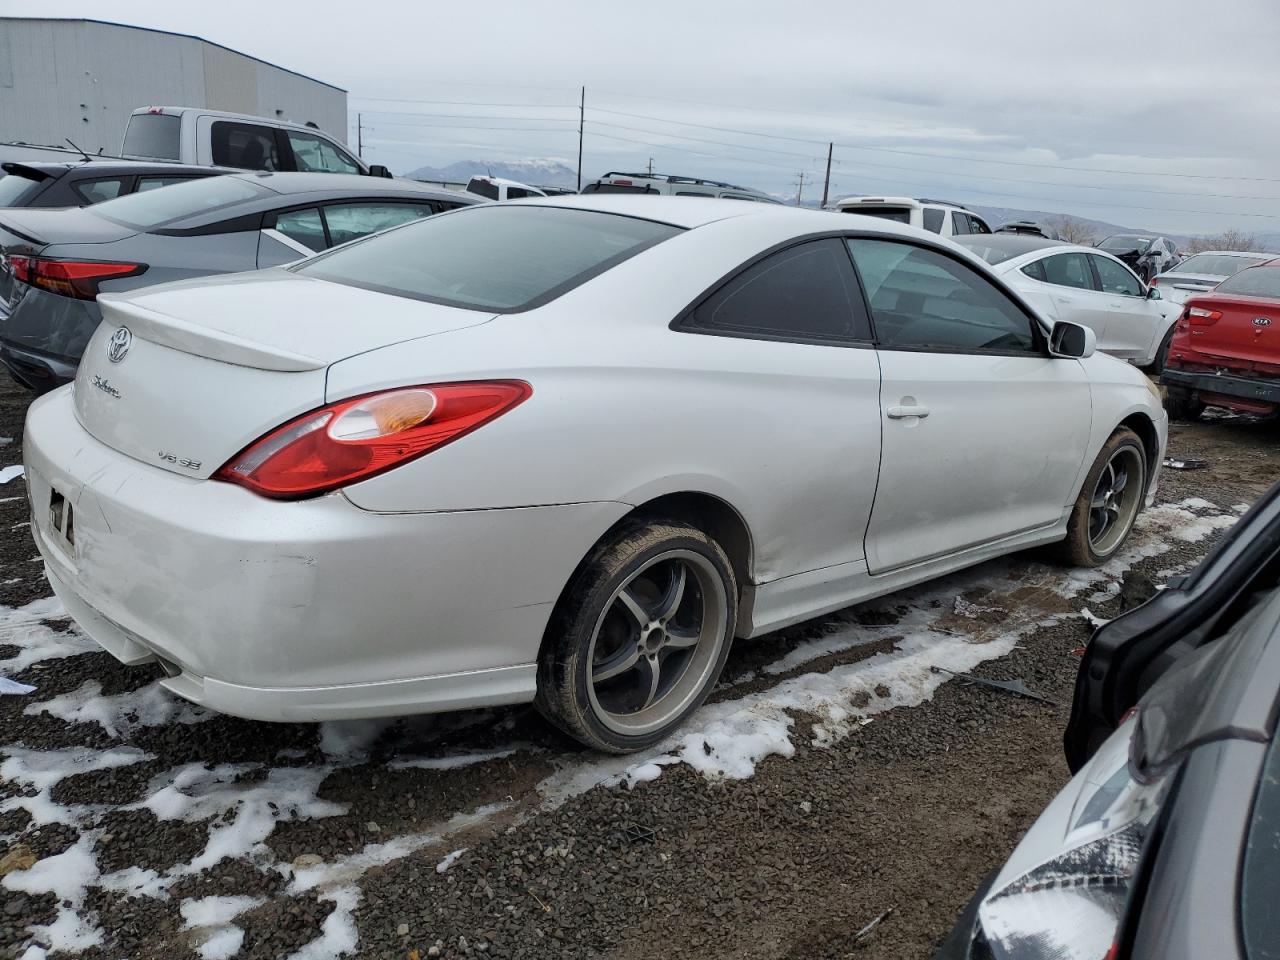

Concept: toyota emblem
[[106, 326, 133, 363]]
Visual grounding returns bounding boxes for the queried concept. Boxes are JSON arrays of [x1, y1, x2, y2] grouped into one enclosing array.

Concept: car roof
[[955, 234, 1081, 256], [2, 159, 224, 178], [506, 193, 843, 230], [1178, 249, 1280, 259], [225, 172, 477, 202]]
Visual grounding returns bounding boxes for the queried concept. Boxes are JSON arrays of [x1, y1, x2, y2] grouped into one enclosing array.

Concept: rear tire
[[1054, 427, 1148, 567], [535, 520, 737, 753], [1164, 386, 1204, 421]]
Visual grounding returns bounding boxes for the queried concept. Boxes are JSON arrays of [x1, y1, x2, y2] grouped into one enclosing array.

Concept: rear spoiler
[[1, 162, 53, 182], [0, 213, 44, 246]]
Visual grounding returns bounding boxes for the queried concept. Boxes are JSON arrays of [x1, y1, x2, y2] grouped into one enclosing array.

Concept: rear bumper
[[24, 387, 631, 721], [1161, 366, 1280, 407], [0, 341, 76, 392]]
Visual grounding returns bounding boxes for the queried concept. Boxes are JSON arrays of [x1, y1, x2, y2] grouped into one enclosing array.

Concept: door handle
[[887, 404, 931, 419]]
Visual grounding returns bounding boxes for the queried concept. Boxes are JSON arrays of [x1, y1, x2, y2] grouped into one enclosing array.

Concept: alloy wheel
[[1088, 446, 1144, 556]]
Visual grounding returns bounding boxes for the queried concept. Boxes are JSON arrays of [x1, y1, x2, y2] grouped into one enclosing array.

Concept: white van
[[121, 107, 391, 177], [835, 196, 991, 237]]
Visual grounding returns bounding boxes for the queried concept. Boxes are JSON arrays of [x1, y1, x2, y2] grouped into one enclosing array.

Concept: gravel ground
[[0, 374, 1275, 960]]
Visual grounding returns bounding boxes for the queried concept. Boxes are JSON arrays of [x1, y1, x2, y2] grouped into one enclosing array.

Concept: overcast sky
[[29, 0, 1280, 234]]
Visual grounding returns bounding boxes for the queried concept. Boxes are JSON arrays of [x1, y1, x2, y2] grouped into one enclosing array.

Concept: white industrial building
[[0, 17, 347, 155]]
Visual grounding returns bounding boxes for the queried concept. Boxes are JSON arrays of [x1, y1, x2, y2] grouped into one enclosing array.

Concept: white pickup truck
[[121, 107, 391, 177]]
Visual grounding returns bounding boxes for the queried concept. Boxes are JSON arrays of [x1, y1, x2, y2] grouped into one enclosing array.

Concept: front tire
[[535, 520, 737, 753], [1055, 428, 1148, 567], [1146, 327, 1174, 374]]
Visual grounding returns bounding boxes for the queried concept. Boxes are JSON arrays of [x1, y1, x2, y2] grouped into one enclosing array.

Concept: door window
[[287, 131, 362, 175], [1091, 255, 1143, 296], [847, 238, 1037, 353], [922, 208, 944, 233], [1021, 259, 1048, 282], [323, 202, 435, 246], [274, 208, 326, 252], [73, 178, 128, 204], [211, 122, 282, 171], [951, 211, 970, 235], [966, 214, 991, 235], [1042, 253, 1097, 291], [684, 239, 871, 343]]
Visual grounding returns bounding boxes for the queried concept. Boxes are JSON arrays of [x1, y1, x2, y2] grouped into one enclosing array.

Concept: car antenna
[[65, 138, 93, 164]]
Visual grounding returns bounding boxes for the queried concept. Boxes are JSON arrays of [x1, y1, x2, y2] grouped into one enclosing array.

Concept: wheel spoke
[[592, 641, 640, 684], [662, 624, 700, 649], [641, 656, 661, 709], [615, 586, 650, 627], [655, 563, 686, 622], [1111, 466, 1129, 494]]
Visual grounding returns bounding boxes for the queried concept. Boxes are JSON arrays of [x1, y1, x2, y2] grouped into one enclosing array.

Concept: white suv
[[581, 171, 780, 202], [835, 196, 991, 238]]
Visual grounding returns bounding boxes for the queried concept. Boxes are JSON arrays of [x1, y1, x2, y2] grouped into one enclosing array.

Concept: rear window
[[964, 243, 1023, 266], [122, 113, 182, 161], [0, 173, 43, 207], [582, 182, 654, 195], [1216, 267, 1280, 299], [1171, 254, 1269, 278], [842, 206, 912, 224], [295, 205, 682, 312], [90, 175, 267, 230], [466, 178, 500, 201]]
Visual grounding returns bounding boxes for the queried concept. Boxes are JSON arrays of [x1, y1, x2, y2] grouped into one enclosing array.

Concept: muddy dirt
[[0, 373, 1274, 960]]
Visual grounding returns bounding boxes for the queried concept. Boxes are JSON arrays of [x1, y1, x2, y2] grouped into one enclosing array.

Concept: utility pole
[[795, 171, 805, 206], [576, 86, 585, 192], [821, 142, 832, 209], [647, 156, 653, 176], [357, 113, 363, 158]]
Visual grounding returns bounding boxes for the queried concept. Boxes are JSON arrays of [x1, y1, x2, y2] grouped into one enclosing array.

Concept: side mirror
[[367, 164, 393, 179], [1147, 286, 1162, 300], [1049, 320, 1096, 359]]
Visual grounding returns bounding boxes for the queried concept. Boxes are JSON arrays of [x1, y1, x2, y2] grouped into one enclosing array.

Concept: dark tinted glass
[[1216, 267, 1280, 299], [122, 113, 181, 160], [951, 211, 970, 235], [91, 176, 266, 229], [1043, 253, 1096, 290], [296, 205, 681, 311], [582, 183, 651, 194], [922, 208, 944, 233], [1092, 255, 1142, 296], [686, 239, 869, 342], [843, 207, 911, 223], [275, 208, 326, 252], [211, 122, 281, 171], [1020, 259, 1047, 281], [1099, 235, 1152, 254], [1243, 727, 1280, 959], [968, 215, 991, 235], [466, 178, 501, 200], [0, 173, 44, 206], [847, 238, 1035, 352]]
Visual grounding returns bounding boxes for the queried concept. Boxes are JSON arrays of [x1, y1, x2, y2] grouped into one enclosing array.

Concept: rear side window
[[466, 178, 501, 200], [951, 211, 970, 235], [91, 175, 267, 230], [295, 205, 681, 312], [683, 239, 871, 344], [922, 208, 944, 233], [122, 113, 181, 160], [72, 178, 128, 205], [847, 238, 1036, 353], [1021, 259, 1048, 282], [323, 202, 435, 246], [211, 122, 281, 171], [967, 214, 991, 235], [1043, 253, 1096, 290], [506, 187, 536, 199], [1216, 267, 1280, 299], [136, 175, 200, 193], [843, 207, 911, 224], [275, 208, 326, 252]]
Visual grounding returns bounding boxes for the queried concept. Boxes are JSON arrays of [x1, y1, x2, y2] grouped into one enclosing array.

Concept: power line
[[359, 110, 578, 124], [351, 95, 579, 109]]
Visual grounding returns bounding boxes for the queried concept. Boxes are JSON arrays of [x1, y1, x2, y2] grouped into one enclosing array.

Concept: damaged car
[[25, 196, 1166, 753], [935, 480, 1280, 960]]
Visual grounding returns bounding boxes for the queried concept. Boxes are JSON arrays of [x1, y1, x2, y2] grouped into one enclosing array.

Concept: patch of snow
[[180, 895, 266, 929], [387, 746, 519, 771], [198, 926, 245, 960], [0, 746, 152, 826], [1234, 503, 1252, 514], [3, 833, 102, 952], [0, 677, 35, 695], [0, 465, 25, 483], [435, 848, 467, 874], [1080, 608, 1110, 628], [285, 886, 360, 960], [26, 679, 206, 738]]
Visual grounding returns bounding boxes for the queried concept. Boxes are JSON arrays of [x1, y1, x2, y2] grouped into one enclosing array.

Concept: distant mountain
[[402, 158, 578, 189], [963, 205, 1191, 244]]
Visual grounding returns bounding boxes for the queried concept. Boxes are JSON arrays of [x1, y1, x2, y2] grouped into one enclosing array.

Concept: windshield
[[1215, 267, 1280, 299], [1169, 253, 1268, 278], [1099, 235, 1152, 254], [296, 205, 682, 312], [122, 113, 182, 161], [0, 173, 43, 207], [90, 175, 267, 230]]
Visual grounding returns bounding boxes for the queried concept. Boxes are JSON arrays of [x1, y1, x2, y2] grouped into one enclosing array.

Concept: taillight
[[975, 716, 1169, 960], [10, 257, 146, 300], [1187, 306, 1222, 325], [215, 381, 531, 499]]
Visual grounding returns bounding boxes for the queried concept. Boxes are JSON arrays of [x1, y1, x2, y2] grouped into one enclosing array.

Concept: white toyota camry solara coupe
[[24, 197, 1167, 753]]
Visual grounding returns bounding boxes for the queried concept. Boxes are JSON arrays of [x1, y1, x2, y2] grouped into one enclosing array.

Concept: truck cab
[[121, 107, 391, 178]]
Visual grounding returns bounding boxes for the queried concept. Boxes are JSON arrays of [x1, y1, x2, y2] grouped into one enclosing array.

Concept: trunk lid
[[1185, 293, 1280, 367], [76, 271, 497, 479], [0, 209, 137, 317]]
